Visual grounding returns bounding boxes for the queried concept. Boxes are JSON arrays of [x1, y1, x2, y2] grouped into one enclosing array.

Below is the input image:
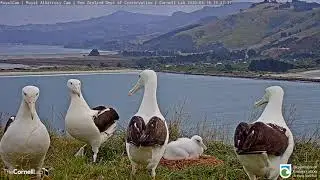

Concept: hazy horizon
[[0, 5, 210, 25], [0, 0, 319, 25]]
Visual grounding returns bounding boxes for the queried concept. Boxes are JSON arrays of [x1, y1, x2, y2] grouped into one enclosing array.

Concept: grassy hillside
[[0, 132, 319, 180], [144, 3, 320, 52], [0, 109, 319, 180], [187, 3, 320, 49]]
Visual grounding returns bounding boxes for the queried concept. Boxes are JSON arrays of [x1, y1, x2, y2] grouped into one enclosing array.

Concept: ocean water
[[0, 44, 118, 57], [0, 44, 90, 56], [0, 72, 319, 139]]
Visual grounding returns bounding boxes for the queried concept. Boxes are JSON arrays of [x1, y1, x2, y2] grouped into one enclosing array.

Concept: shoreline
[[0, 69, 140, 77], [0, 68, 320, 83], [161, 70, 320, 83]]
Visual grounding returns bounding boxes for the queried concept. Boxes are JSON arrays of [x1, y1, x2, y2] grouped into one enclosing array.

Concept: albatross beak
[[128, 78, 142, 96], [72, 89, 81, 97], [254, 94, 268, 107], [28, 102, 36, 120]]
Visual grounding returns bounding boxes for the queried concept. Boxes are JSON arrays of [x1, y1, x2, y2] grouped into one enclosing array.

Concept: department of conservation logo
[[280, 164, 292, 178]]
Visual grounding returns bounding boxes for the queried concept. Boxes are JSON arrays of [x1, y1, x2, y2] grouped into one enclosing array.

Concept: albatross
[[234, 86, 294, 180], [126, 70, 169, 179], [65, 79, 119, 162], [163, 135, 207, 160], [0, 86, 50, 179]]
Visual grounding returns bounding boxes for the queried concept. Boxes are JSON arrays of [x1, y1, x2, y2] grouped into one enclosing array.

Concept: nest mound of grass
[[159, 155, 223, 170]]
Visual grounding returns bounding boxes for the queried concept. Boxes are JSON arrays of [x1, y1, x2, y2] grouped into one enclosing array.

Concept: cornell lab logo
[[280, 164, 292, 178]]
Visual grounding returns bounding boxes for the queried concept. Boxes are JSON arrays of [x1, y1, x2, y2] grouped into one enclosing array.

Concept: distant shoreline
[[0, 68, 319, 83], [0, 69, 140, 77], [161, 70, 320, 83]]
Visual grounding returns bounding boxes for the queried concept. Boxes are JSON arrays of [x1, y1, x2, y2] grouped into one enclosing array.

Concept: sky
[[0, 5, 209, 25], [0, 0, 319, 25], [234, 0, 319, 1]]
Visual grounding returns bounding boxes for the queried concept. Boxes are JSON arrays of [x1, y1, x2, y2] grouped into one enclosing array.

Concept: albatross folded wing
[[234, 122, 288, 156], [4, 116, 15, 133], [127, 116, 145, 146], [92, 106, 119, 133], [127, 116, 167, 146]]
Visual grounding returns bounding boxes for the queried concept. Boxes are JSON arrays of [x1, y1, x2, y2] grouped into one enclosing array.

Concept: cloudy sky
[[0, 0, 319, 25], [235, 0, 319, 1]]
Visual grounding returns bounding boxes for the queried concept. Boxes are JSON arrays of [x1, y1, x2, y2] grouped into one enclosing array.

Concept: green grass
[[0, 106, 319, 180], [0, 130, 319, 180], [0, 132, 246, 180]]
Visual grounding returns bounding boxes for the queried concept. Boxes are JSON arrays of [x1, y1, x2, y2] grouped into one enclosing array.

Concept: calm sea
[[0, 72, 319, 139], [0, 44, 117, 57]]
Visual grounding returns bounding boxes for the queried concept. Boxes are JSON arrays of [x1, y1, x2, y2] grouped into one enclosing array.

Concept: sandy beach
[[271, 69, 320, 80]]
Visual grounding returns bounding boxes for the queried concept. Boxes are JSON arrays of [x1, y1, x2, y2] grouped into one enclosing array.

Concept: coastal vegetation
[[248, 59, 295, 72], [0, 106, 319, 179], [131, 54, 319, 75]]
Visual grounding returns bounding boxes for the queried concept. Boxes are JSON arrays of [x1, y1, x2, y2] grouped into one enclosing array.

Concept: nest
[[159, 155, 223, 170]]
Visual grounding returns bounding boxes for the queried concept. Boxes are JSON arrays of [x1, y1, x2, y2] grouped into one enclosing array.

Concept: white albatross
[[0, 86, 50, 179], [126, 70, 169, 179], [65, 79, 119, 162], [163, 135, 207, 160], [234, 86, 294, 180]]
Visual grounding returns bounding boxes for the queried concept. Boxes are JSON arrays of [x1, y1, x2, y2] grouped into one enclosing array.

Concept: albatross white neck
[[137, 79, 162, 121], [16, 100, 38, 121], [70, 92, 91, 111], [259, 95, 286, 126]]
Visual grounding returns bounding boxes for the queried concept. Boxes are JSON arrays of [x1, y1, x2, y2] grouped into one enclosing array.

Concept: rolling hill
[[142, 2, 320, 54], [0, 3, 251, 49]]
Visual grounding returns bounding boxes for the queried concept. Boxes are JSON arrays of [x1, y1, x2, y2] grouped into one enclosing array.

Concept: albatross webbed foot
[[75, 144, 87, 157]]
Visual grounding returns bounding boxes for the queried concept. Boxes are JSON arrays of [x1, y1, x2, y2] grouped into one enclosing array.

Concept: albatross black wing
[[92, 106, 119, 133], [126, 116, 145, 146], [234, 122, 288, 156], [234, 122, 252, 150], [139, 116, 167, 146], [126, 116, 167, 146], [4, 116, 15, 133]]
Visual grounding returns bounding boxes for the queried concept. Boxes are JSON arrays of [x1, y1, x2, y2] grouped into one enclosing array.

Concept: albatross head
[[255, 86, 284, 107], [128, 70, 157, 96], [22, 86, 39, 120], [191, 135, 207, 150], [67, 79, 81, 97]]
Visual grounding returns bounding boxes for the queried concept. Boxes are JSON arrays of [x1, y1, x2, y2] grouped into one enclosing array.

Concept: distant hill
[[142, 2, 320, 54], [146, 3, 252, 33], [0, 11, 167, 45], [0, 3, 252, 48]]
